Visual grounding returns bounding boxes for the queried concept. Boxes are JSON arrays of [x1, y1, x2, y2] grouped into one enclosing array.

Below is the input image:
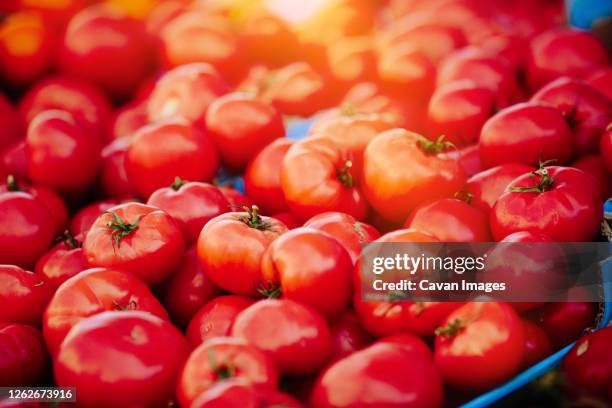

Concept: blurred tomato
[[190, 379, 303, 408], [0, 265, 52, 325], [521, 319, 552, 369], [0, 323, 47, 387], [99, 136, 136, 199], [535, 301, 597, 350], [69, 199, 121, 236], [329, 311, 373, 362], [0, 93, 21, 150], [34, 231, 85, 290]]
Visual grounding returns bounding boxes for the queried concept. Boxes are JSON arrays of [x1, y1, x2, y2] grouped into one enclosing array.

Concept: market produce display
[[0, 0, 611, 407]]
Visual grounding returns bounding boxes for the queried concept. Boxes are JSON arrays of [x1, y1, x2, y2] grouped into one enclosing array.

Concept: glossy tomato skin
[[109, 100, 148, 140], [363, 128, 466, 223], [0, 192, 55, 268], [54, 311, 189, 408], [98, 137, 136, 199], [531, 77, 612, 155], [206, 93, 285, 172], [329, 311, 373, 362], [377, 46, 436, 102], [281, 136, 368, 221], [126, 120, 219, 199], [83, 202, 185, 285], [600, 126, 612, 173], [270, 211, 302, 229], [0, 323, 47, 387], [311, 342, 444, 408], [197, 209, 287, 296], [43, 267, 169, 357], [244, 138, 293, 214], [231, 299, 331, 376], [0, 265, 52, 326], [588, 68, 612, 101], [491, 166, 602, 241], [521, 319, 552, 369], [434, 302, 524, 392], [68, 199, 121, 236], [148, 181, 229, 245], [405, 198, 492, 242], [377, 333, 432, 359], [479, 103, 574, 168], [177, 337, 278, 408], [466, 163, 535, 213], [163, 246, 222, 328], [561, 327, 612, 402], [186, 295, 255, 347], [260, 228, 353, 320], [190, 379, 303, 408], [217, 186, 255, 208], [26, 110, 101, 196], [326, 36, 377, 91], [572, 154, 612, 200], [304, 212, 379, 264], [535, 301, 597, 350], [34, 233, 85, 290]]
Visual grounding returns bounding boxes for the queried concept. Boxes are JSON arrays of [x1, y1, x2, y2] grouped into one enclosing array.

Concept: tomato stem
[[435, 318, 466, 338], [207, 348, 235, 380], [337, 160, 354, 188], [112, 299, 137, 311], [236, 205, 273, 231], [417, 135, 455, 155], [63, 230, 80, 249], [258, 280, 281, 298], [454, 189, 473, 204], [6, 174, 19, 192], [341, 102, 358, 117], [170, 176, 188, 191], [106, 211, 142, 247], [509, 160, 556, 193]]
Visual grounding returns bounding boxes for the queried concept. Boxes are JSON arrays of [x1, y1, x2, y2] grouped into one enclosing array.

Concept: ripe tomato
[[600, 125, 612, 173], [326, 36, 377, 91], [217, 186, 255, 208], [177, 337, 278, 408], [521, 319, 552, 369], [362, 128, 466, 223], [479, 103, 573, 168], [0, 323, 47, 387], [530, 77, 612, 155], [260, 228, 353, 320], [377, 333, 432, 358], [377, 46, 435, 101], [244, 138, 293, 214], [561, 326, 612, 402], [231, 299, 331, 376], [311, 342, 444, 408], [99, 137, 136, 199], [109, 100, 148, 140], [197, 206, 287, 296], [434, 302, 524, 392], [147, 63, 229, 124], [281, 136, 368, 221], [0, 93, 21, 150], [534, 301, 597, 350], [304, 211, 380, 264], [588, 67, 612, 101], [163, 246, 222, 328], [451, 143, 482, 177], [34, 231, 85, 290], [43, 267, 169, 356], [491, 166, 602, 241], [405, 198, 492, 242], [205, 93, 284, 172], [55, 311, 189, 407], [59, 4, 155, 97], [83, 202, 185, 285], [126, 119, 219, 198], [466, 163, 535, 214], [0, 265, 52, 326], [527, 28, 609, 91], [148, 179, 229, 245], [189, 379, 303, 408], [329, 311, 373, 362], [271, 212, 302, 229], [0, 140, 28, 182], [186, 295, 255, 347], [69, 199, 121, 236], [0, 191, 55, 268], [26, 110, 101, 196], [572, 154, 612, 201]]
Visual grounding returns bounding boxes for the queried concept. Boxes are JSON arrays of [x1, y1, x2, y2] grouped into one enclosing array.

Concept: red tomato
[[491, 166, 602, 241], [190, 379, 303, 408], [466, 163, 535, 213], [329, 311, 373, 362], [0, 191, 55, 268], [572, 154, 612, 200], [126, 119, 219, 198], [377, 46, 435, 101], [304, 211, 380, 264], [601, 125, 612, 173], [59, 4, 155, 97], [521, 319, 552, 369], [186, 295, 255, 347], [562, 326, 612, 402], [363, 128, 466, 223], [0, 323, 47, 387], [148, 179, 229, 245], [217, 186, 255, 208], [108, 100, 148, 140], [281, 136, 368, 221], [479, 103, 574, 168], [452, 143, 482, 177], [270, 212, 302, 229], [311, 342, 444, 408], [531, 77, 612, 155], [147, 63, 229, 124], [26, 110, 101, 196], [99, 137, 136, 199], [0, 140, 28, 182], [587, 67, 612, 101], [260, 228, 353, 319], [43, 267, 169, 356], [177, 337, 278, 408], [231, 299, 331, 376], [163, 246, 222, 328], [376, 333, 432, 359], [244, 138, 293, 214], [205, 93, 284, 172], [405, 198, 492, 242], [34, 231, 85, 290], [527, 28, 609, 91], [83, 202, 185, 285], [0, 265, 52, 325], [19, 76, 110, 138], [239, 10, 298, 68], [535, 301, 597, 350], [326, 36, 377, 91], [0, 93, 21, 150], [69, 199, 121, 236], [197, 206, 287, 296], [434, 302, 524, 392], [55, 311, 189, 407], [426, 80, 498, 146]]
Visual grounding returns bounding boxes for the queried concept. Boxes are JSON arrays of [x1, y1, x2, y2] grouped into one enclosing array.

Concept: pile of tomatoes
[[1, 0, 611, 406]]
